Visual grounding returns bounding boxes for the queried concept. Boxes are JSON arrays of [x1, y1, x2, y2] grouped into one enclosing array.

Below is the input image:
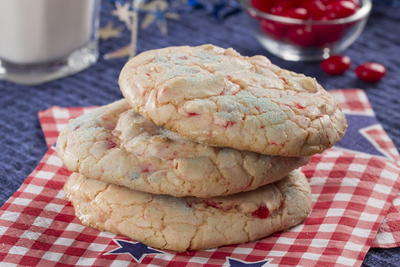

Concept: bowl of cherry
[[241, 0, 372, 61]]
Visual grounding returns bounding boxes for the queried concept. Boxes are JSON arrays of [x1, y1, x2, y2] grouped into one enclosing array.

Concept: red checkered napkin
[[331, 89, 400, 248], [1, 147, 399, 266], [0, 90, 399, 267]]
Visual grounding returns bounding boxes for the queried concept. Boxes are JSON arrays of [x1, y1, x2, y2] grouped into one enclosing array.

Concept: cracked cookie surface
[[64, 169, 312, 252], [119, 44, 347, 156], [56, 100, 308, 198]]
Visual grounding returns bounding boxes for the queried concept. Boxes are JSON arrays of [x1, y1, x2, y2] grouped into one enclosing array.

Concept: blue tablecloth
[[0, 1, 399, 266]]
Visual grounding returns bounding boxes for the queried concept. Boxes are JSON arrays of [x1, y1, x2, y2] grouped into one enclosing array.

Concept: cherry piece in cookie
[[106, 139, 117, 149], [252, 205, 270, 219], [321, 55, 351, 75], [355, 62, 387, 82]]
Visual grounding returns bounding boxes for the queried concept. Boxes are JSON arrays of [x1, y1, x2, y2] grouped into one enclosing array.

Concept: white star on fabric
[[112, 2, 133, 27]]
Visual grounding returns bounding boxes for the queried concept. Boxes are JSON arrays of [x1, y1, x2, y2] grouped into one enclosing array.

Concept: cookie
[[56, 100, 308, 198], [119, 44, 347, 156], [64, 169, 312, 252]]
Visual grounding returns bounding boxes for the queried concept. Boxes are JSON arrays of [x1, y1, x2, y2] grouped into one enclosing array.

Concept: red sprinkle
[[280, 77, 289, 84], [251, 205, 269, 219], [187, 112, 200, 117], [271, 141, 284, 147], [203, 200, 221, 209], [223, 121, 236, 128], [141, 168, 149, 173], [295, 103, 305, 110], [106, 139, 117, 149]]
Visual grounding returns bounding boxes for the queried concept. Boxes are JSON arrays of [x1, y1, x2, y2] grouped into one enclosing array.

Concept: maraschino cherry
[[252, 0, 360, 20], [321, 55, 351, 75], [326, 1, 358, 19], [252, 0, 362, 46], [282, 7, 309, 19], [355, 62, 387, 82], [287, 26, 316, 47]]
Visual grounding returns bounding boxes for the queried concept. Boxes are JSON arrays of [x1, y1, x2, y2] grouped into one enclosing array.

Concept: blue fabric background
[[0, 1, 399, 266]]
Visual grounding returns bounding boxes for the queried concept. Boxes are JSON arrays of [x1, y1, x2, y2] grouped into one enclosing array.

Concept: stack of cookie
[[57, 45, 347, 252]]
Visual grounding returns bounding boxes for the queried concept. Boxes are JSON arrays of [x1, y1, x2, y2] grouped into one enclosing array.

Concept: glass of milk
[[0, 0, 101, 85]]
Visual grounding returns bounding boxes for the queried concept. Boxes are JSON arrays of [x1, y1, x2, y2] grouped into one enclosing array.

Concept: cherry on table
[[321, 55, 351, 75], [355, 62, 387, 82]]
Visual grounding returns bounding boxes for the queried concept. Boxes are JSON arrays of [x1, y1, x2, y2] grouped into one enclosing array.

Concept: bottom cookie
[[64, 170, 312, 252]]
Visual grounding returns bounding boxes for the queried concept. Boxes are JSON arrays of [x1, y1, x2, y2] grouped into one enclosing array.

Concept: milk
[[0, 0, 96, 64]]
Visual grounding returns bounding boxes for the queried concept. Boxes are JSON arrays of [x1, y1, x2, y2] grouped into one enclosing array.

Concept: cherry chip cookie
[[64, 169, 311, 252], [57, 100, 308, 198], [119, 44, 347, 157]]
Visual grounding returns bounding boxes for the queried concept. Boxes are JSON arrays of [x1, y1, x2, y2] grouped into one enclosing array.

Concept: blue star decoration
[[105, 239, 164, 262], [181, 0, 241, 20], [226, 257, 272, 266], [335, 114, 386, 158], [211, 0, 241, 20]]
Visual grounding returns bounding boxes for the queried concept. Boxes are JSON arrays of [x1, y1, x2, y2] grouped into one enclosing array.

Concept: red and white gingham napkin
[[331, 89, 400, 248], [0, 89, 399, 266]]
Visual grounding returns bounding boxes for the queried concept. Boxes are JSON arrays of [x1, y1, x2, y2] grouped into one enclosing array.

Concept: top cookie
[[119, 44, 347, 156]]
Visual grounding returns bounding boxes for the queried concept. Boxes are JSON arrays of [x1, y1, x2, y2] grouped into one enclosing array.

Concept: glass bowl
[[240, 0, 372, 61]]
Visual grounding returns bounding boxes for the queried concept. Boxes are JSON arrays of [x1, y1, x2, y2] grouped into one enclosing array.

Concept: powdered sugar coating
[[119, 44, 347, 156], [56, 100, 308, 198], [64, 170, 311, 251]]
